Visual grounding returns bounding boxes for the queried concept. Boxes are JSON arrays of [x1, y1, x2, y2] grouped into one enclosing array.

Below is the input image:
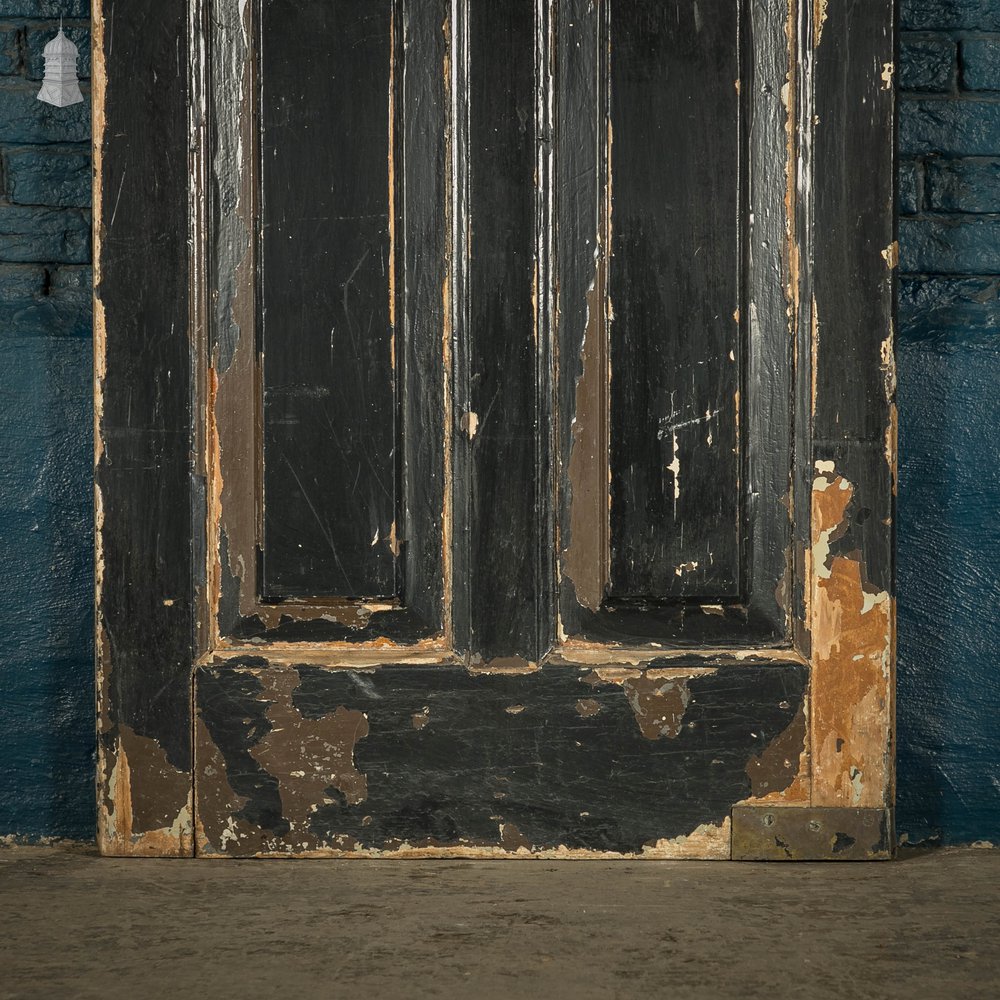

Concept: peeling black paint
[[556, 0, 795, 648], [229, 607, 435, 644], [95, 0, 195, 814], [608, 0, 743, 600], [95, 0, 897, 858], [196, 662, 807, 856]]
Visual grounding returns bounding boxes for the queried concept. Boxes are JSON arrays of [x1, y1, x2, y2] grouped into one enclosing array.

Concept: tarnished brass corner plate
[[731, 806, 894, 861]]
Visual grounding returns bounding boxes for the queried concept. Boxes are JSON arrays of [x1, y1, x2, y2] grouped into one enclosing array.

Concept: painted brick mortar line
[[901, 92, 1000, 101], [0, 10, 91, 339], [901, 16, 1000, 277]]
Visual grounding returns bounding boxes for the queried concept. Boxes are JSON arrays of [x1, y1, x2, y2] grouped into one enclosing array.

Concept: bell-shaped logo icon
[[37, 24, 84, 108]]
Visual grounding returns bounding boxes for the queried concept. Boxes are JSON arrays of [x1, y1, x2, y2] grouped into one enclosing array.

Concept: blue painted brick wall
[[898, 0, 1000, 844], [1, 2, 999, 845], [0, 1, 93, 841]]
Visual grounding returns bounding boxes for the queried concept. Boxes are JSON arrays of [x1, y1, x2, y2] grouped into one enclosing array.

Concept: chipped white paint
[[208, 817, 734, 861], [850, 766, 864, 805], [812, 463, 852, 580], [880, 329, 897, 401], [668, 431, 681, 508], [814, 0, 829, 47], [219, 815, 241, 850], [640, 817, 731, 860], [861, 588, 890, 616]]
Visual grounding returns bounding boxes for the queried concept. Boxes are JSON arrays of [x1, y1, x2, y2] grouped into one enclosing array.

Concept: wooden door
[[95, 0, 897, 859]]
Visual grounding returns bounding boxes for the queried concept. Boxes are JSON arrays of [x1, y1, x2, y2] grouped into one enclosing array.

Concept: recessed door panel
[[260, 0, 397, 601], [556, 0, 787, 647], [207, 0, 449, 643], [609, 0, 742, 600]]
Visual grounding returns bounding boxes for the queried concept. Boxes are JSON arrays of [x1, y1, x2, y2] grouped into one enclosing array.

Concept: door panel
[[208, 0, 448, 644], [94, 0, 897, 859], [260, 0, 398, 601], [608, 0, 743, 602], [556, 0, 788, 648], [195, 660, 807, 857]]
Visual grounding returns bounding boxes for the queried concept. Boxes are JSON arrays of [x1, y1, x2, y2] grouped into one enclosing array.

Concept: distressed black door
[[95, 0, 897, 859]]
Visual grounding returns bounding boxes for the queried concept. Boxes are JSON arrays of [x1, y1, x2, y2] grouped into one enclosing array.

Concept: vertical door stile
[[461, 0, 544, 668], [95, 0, 196, 856]]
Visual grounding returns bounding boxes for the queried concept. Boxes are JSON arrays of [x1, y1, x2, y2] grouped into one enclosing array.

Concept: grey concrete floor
[[1, 846, 998, 1000]]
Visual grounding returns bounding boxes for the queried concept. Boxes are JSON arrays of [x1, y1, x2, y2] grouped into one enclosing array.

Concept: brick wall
[[0, 1, 94, 841], [897, 0, 1000, 844], [0, 1, 90, 337]]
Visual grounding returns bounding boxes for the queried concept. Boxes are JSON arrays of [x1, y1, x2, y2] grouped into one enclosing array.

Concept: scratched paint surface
[[259, 0, 398, 601], [104, 0, 895, 861], [608, 0, 743, 599], [461, 0, 543, 662], [0, 0, 916, 853], [555, 0, 792, 649], [82, 0, 895, 856], [94, 0, 195, 854], [21, 0, 1000, 853], [209, 0, 449, 646], [195, 661, 807, 857], [2, 2, 997, 851], [806, 1, 897, 817]]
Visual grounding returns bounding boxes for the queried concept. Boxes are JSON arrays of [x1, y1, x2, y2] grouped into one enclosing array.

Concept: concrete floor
[[1, 846, 998, 1000]]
